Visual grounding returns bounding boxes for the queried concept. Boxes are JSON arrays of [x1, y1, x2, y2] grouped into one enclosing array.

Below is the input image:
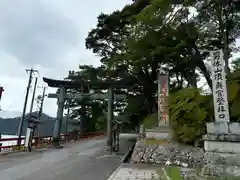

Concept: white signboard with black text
[[211, 50, 229, 122]]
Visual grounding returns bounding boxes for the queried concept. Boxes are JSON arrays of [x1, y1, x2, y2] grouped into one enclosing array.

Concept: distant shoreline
[[1, 135, 25, 147]]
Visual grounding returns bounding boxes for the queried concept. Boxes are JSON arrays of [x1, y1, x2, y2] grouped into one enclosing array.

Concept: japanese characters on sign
[[158, 74, 169, 125], [211, 50, 229, 122]]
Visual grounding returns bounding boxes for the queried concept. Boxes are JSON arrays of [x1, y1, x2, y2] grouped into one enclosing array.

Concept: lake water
[[1, 135, 25, 147]]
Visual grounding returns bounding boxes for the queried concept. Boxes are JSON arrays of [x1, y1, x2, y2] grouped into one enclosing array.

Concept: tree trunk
[[186, 70, 197, 88], [193, 45, 212, 90], [217, 4, 230, 74], [196, 60, 212, 90], [223, 25, 230, 74]]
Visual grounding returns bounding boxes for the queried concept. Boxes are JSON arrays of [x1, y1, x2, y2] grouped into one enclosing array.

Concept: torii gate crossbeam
[[43, 77, 131, 151]]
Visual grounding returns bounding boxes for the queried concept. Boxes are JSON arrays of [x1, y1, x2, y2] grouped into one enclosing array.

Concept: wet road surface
[[0, 135, 136, 180]]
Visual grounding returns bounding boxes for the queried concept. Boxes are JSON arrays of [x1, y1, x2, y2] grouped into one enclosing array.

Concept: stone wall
[[130, 138, 205, 168], [130, 137, 240, 177], [134, 125, 240, 177]]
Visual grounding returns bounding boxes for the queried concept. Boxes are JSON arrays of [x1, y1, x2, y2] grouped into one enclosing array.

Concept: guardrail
[[0, 131, 104, 153]]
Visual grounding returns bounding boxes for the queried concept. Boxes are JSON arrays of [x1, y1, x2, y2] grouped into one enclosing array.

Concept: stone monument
[[145, 69, 171, 141], [203, 50, 240, 177]]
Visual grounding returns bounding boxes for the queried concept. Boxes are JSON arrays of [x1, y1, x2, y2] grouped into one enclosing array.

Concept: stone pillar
[[106, 87, 113, 151], [52, 87, 65, 148], [157, 71, 169, 128], [203, 50, 240, 177], [145, 72, 171, 141]]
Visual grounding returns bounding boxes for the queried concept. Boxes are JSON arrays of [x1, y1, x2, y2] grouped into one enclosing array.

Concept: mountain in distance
[[0, 110, 22, 118], [0, 111, 58, 136]]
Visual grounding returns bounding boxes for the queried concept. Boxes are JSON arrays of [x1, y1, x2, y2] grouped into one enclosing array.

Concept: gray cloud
[[0, 0, 79, 67], [0, 0, 132, 116]]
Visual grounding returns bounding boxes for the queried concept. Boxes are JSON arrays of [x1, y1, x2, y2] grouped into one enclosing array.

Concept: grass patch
[[143, 112, 158, 129], [144, 139, 170, 145], [165, 166, 182, 180], [158, 166, 240, 180]]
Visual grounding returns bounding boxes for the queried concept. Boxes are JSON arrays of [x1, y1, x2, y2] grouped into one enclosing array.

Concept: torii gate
[[43, 77, 134, 150]]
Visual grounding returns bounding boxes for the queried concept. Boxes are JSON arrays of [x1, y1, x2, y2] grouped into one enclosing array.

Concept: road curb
[[121, 142, 135, 163], [107, 165, 123, 180]]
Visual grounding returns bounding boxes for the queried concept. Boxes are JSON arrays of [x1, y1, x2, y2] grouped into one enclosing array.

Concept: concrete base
[[203, 164, 240, 177], [204, 152, 240, 166], [104, 145, 113, 152], [206, 122, 240, 135], [203, 122, 240, 177], [204, 122, 240, 153], [204, 140, 240, 153]]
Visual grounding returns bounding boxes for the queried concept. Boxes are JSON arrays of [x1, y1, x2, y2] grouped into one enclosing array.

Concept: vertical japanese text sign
[[211, 50, 229, 122], [158, 74, 169, 126]]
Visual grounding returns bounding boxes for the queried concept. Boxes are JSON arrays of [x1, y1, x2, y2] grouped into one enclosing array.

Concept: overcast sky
[[0, 0, 131, 117], [0, 1, 239, 118]]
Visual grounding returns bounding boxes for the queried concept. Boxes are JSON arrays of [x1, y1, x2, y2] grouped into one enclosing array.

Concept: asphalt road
[[0, 134, 136, 180]]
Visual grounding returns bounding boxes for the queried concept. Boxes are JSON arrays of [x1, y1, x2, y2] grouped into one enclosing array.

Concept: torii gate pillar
[[106, 87, 114, 151], [52, 87, 65, 148]]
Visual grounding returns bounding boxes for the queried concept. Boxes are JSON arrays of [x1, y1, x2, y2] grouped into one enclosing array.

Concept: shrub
[[228, 80, 240, 121], [167, 72, 240, 144], [143, 112, 158, 129], [169, 88, 211, 144]]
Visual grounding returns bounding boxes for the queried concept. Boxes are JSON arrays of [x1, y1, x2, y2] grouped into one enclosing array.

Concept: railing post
[[35, 137, 39, 148]]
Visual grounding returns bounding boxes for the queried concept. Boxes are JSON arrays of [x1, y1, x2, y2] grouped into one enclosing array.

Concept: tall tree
[[195, 0, 240, 74]]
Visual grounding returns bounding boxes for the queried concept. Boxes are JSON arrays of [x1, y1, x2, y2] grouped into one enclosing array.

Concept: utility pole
[[17, 68, 38, 147], [0, 87, 4, 111], [38, 87, 46, 120], [35, 87, 46, 137], [29, 77, 38, 114]]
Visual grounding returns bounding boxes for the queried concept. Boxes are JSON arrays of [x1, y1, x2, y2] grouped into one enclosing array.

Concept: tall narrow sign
[[211, 50, 230, 122], [158, 73, 169, 126]]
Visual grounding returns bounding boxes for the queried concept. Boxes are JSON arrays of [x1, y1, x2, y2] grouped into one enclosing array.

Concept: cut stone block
[[204, 152, 240, 166], [206, 122, 229, 134], [204, 140, 240, 153], [203, 134, 240, 142], [203, 164, 240, 177], [229, 123, 240, 135]]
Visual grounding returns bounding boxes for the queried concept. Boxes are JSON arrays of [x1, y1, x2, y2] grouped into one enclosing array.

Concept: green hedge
[[169, 88, 211, 144], [141, 71, 240, 144]]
